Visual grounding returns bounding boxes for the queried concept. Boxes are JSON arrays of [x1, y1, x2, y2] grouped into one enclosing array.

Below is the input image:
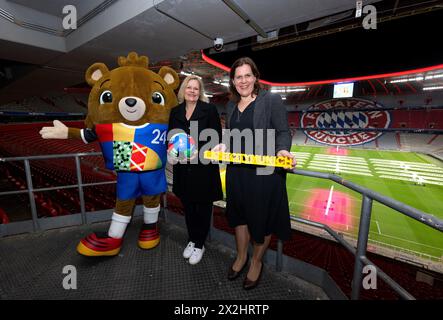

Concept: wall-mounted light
[[213, 80, 229, 87], [270, 87, 306, 93], [423, 85, 443, 91], [390, 76, 424, 83], [180, 71, 201, 79]]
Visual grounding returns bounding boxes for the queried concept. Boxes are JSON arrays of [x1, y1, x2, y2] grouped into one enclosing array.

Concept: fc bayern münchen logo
[[300, 98, 391, 146]]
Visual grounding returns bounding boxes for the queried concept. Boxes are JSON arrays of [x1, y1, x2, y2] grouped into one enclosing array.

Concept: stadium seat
[[0, 208, 10, 224]]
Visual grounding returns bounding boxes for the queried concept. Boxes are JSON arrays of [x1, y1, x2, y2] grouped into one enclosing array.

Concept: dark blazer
[[225, 90, 291, 155], [168, 100, 223, 202]]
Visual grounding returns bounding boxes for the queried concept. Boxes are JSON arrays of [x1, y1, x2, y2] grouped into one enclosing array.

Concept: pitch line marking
[[324, 185, 334, 216], [287, 187, 315, 193], [308, 162, 371, 171], [368, 230, 443, 250], [375, 220, 382, 235], [290, 210, 443, 251]]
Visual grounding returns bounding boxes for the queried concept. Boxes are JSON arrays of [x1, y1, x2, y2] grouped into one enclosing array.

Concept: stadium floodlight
[[180, 71, 201, 79], [390, 78, 408, 83], [424, 74, 443, 80], [390, 76, 424, 83], [270, 87, 305, 93], [423, 85, 443, 91], [212, 80, 230, 87]]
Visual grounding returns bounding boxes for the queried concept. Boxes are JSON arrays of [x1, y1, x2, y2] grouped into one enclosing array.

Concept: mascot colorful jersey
[[40, 52, 179, 256], [84, 122, 167, 171]]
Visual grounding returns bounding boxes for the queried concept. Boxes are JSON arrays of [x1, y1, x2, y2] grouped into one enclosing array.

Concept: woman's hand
[[277, 150, 296, 169], [212, 143, 227, 153]]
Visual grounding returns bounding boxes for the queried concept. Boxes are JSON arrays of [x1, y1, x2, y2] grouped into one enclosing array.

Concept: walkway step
[[0, 218, 328, 300]]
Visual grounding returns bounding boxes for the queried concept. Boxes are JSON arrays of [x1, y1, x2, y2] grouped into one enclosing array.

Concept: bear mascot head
[[40, 52, 179, 256]]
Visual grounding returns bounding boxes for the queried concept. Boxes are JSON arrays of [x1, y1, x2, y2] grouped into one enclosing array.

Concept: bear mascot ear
[[85, 63, 110, 86], [158, 66, 179, 90], [84, 115, 94, 129], [83, 63, 110, 129]]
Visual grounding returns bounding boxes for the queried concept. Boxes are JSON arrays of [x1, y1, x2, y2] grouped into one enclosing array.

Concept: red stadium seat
[[0, 208, 10, 224]]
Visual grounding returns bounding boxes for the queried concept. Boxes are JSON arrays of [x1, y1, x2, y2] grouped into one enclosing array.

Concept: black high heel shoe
[[243, 262, 263, 290], [227, 256, 249, 281]]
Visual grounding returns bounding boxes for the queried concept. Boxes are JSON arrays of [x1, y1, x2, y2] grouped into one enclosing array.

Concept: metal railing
[[282, 169, 443, 300], [290, 220, 443, 268], [0, 152, 115, 231], [1, 153, 443, 300]]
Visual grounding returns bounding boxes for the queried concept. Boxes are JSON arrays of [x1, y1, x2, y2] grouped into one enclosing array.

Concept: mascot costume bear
[[40, 52, 179, 257]]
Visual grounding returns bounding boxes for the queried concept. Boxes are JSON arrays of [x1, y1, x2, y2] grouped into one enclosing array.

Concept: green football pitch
[[287, 145, 443, 260]]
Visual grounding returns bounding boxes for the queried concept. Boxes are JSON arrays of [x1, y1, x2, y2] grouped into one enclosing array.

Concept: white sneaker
[[189, 247, 205, 265], [183, 241, 195, 259]]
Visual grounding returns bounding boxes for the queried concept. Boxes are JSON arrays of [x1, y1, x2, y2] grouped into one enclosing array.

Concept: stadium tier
[[0, 95, 88, 114], [1, 0, 443, 300], [171, 193, 443, 300], [2, 117, 442, 299]]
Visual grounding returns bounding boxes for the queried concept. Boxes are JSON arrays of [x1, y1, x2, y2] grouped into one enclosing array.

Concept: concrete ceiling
[[0, 0, 384, 104], [8, 0, 104, 18]]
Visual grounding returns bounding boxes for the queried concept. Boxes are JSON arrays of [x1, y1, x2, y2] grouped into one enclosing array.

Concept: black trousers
[[182, 200, 213, 249]]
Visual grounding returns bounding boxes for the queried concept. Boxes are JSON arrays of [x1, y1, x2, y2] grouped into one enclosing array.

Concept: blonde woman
[[168, 76, 223, 264]]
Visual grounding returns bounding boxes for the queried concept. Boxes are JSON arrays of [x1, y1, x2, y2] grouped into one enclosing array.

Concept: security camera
[[213, 38, 224, 52]]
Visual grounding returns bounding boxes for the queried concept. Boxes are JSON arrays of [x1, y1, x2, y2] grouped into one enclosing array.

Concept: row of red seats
[[2, 161, 115, 217], [34, 192, 70, 217], [2, 164, 72, 218], [0, 128, 116, 205], [28, 163, 115, 211], [0, 207, 10, 224], [3, 163, 77, 217]]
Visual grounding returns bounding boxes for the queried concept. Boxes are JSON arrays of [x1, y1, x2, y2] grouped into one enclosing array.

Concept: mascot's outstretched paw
[[138, 224, 160, 249], [77, 232, 122, 257]]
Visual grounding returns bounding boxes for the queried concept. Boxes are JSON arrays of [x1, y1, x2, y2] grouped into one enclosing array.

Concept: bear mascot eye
[[99, 90, 113, 104], [152, 92, 165, 106]]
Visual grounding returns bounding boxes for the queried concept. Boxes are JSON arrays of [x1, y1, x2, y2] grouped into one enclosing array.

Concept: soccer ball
[[168, 132, 197, 161]]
